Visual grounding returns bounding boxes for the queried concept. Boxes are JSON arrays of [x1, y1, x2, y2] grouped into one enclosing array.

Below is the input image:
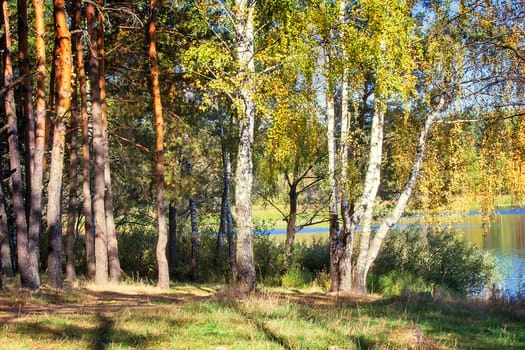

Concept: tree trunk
[[148, 0, 169, 289], [353, 98, 444, 292], [216, 126, 234, 277], [86, 2, 108, 286], [234, 0, 256, 294], [284, 181, 298, 269], [189, 197, 199, 282], [2, 0, 32, 288], [338, 95, 354, 290], [73, 0, 95, 280], [324, 48, 340, 292], [27, 0, 47, 289], [18, 0, 34, 219], [65, 77, 80, 282], [344, 102, 385, 294], [47, 0, 72, 289], [98, 7, 120, 283], [0, 169, 14, 277], [168, 203, 177, 279], [336, 0, 354, 291]]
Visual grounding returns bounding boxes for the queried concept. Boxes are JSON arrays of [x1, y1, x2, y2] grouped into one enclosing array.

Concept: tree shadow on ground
[[11, 312, 151, 349]]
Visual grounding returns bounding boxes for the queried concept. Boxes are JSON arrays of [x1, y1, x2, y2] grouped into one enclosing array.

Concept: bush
[[372, 270, 431, 297], [372, 228, 496, 295], [281, 268, 313, 288], [253, 233, 285, 285], [297, 238, 330, 274]]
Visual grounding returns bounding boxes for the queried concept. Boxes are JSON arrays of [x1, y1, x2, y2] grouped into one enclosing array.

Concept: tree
[[98, 5, 121, 283], [0, 163, 13, 277], [47, 0, 72, 289], [87, 1, 109, 286], [72, 0, 96, 280], [2, 0, 33, 288], [148, 0, 170, 289], [65, 63, 80, 282], [18, 0, 40, 287], [28, 0, 47, 288], [233, 0, 257, 294]]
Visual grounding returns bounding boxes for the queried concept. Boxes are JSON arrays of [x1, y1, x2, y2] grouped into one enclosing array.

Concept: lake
[[268, 207, 525, 295]]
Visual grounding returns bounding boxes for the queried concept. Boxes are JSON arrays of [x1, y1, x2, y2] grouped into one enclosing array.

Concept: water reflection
[[459, 212, 525, 295]]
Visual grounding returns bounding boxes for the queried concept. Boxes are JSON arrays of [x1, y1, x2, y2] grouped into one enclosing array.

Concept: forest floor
[[0, 281, 524, 349]]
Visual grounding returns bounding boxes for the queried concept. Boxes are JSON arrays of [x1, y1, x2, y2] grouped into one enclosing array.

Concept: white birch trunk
[[351, 104, 385, 293], [234, 0, 256, 293], [363, 99, 444, 275]]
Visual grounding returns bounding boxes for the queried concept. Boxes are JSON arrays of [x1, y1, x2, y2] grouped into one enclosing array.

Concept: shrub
[[281, 268, 313, 288], [297, 238, 330, 274], [253, 233, 285, 285], [372, 228, 496, 295]]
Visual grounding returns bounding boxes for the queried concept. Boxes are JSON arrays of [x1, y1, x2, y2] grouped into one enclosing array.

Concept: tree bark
[[47, 0, 72, 289], [87, 2, 108, 286], [65, 76, 80, 282], [98, 10, 121, 283], [343, 102, 385, 294], [0, 168, 14, 277], [190, 197, 199, 282], [352, 98, 445, 292], [283, 180, 298, 269], [324, 48, 340, 292], [168, 203, 177, 279], [27, 0, 47, 289], [72, 0, 95, 280], [148, 0, 169, 289], [234, 0, 256, 294], [216, 126, 235, 278], [18, 0, 35, 218], [2, 0, 32, 288], [336, 0, 355, 292]]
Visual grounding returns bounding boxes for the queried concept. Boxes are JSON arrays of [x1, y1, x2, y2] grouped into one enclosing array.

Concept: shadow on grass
[[93, 313, 114, 350], [12, 312, 151, 349]]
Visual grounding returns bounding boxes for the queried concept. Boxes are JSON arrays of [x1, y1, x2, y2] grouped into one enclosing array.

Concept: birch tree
[[234, 0, 256, 293]]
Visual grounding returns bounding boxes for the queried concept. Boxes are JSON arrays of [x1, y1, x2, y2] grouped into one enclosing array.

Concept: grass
[[1, 283, 524, 349]]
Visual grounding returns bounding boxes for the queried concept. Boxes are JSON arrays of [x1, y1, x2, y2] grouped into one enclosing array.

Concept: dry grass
[[0, 282, 524, 349]]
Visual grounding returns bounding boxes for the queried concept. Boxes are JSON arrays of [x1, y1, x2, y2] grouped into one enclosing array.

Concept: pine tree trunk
[[87, 2, 108, 286], [27, 0, 47, 289], [2, 0, 32, 288], [234, 0, 256, 294], [0, 169, 13, 277], [149, 0, 169, 289], [18, 0, 35, 218], [73, 0, 95, 280], [65, 79, 80, 281], [47, 0, 72, 289], [98, 9, 120, 283], [190, 197, 199, 282], [168, 203, 177, 279]]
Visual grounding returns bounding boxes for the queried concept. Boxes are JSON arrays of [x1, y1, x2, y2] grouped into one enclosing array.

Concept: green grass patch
[[1, 284, 524, 349]]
